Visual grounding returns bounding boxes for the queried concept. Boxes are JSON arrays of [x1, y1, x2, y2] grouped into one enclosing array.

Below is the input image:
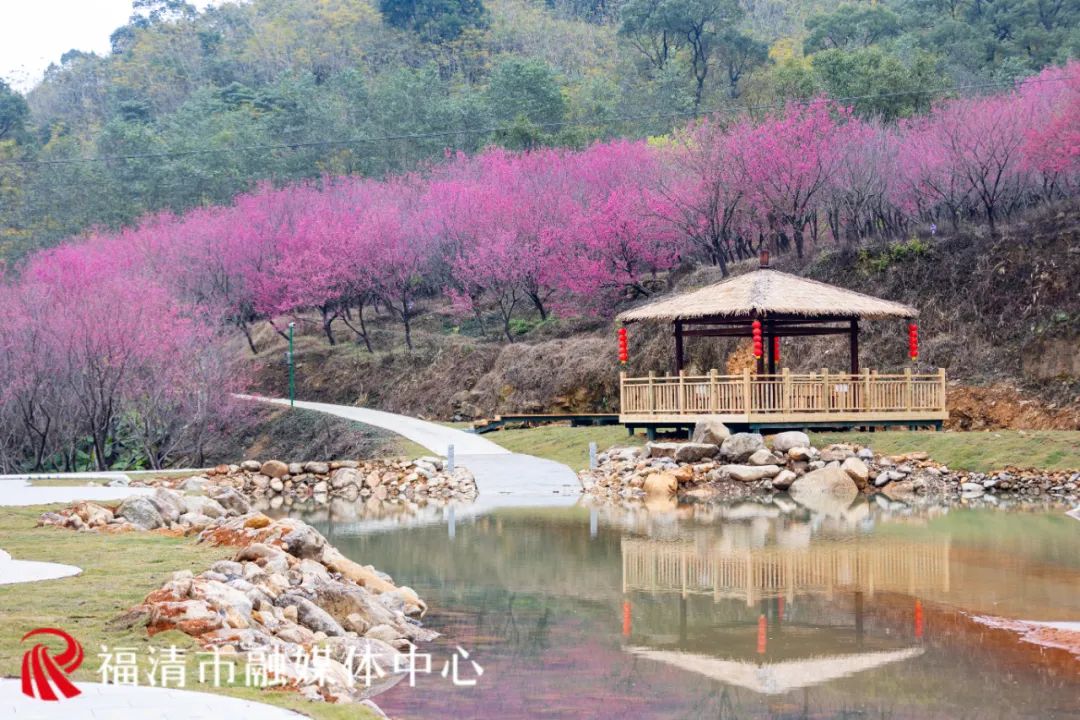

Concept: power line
[[0, 74, 1067, 168]]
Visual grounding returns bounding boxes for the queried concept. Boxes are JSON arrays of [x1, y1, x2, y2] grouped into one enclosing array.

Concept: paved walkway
[[0, 679, 306, 719], [241, 395, 581, 509]]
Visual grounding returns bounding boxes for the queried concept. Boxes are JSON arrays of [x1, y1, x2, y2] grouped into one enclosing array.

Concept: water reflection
[[301, 501, 1080, 719]]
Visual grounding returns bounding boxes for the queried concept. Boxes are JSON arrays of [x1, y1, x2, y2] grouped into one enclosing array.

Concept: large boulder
[[788, 466, 859, 515], [645, 442, 681, 459], [674, 443, 719, 463], [771, 431, 811, 453], [720, 433, 766, 462], [260, 460, 289, 479], [691, 418, 731, 446], [210, 487, 251, 515], [747, 448, 780, 466], [72, 502, 113, 527], [182, 495, 227, 519], [117, 496, 165, 530], [841, 457, 870, 488], [330, 467, 363, 490], [642, 472, 677, 498], [276, 594, 345, 637], [722, 464, 783, 482], [150, 488, 187, 524]]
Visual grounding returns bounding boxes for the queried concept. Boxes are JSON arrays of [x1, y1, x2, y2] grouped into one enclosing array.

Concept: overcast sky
[[0, 0, 219, 91]]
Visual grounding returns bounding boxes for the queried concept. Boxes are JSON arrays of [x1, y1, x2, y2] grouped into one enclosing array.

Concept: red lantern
[[908, 323, 919, 360], [618, 326, 629, 364], [773, 336, 780, 363], [752, 320, 763, 359]]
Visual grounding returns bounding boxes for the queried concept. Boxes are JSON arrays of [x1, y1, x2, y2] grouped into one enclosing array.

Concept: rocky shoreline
[[580, 421, 1080, 508], [38, 468, 442, 710]]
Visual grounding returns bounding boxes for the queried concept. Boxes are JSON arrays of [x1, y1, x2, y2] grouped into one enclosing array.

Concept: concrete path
[[241, 395, 581, 509], [0, 549, 81, 586], [0, 679, 306, 719]]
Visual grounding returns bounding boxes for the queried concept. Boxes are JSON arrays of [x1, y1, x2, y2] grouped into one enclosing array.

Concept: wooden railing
[[622, 537, 951, 604], [619, 368, 947, 421]]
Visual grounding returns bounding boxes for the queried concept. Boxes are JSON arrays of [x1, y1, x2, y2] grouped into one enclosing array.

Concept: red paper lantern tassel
[[773, 336, 780, 363], [908, 323, 919, 360], [618, 326, 629, 365], [752, 320, 763, 359]]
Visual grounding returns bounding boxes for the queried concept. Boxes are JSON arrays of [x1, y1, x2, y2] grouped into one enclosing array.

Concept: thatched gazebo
[[615, 253, 946, 434]]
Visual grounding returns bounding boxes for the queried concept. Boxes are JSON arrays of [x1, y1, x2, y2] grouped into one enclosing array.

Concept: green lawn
[[0, 504, 375, 719], [480, 424, 643, 470], [809, 430, 1080, 473]]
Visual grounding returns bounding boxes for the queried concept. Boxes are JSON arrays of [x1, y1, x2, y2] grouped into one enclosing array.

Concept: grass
[[809, 429, 1080, 473], [480, 424, 643, 470], [0, 504, 375, 719]]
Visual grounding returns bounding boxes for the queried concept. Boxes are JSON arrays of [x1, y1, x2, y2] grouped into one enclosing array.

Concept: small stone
[[304, 461, 330, 475], [722, 464, 782, 482], [674, 443, 719, 463], [260, 460, 289, 479], [747, 448, 779, 466], [771, 470, 797, 490], [771, 431, 811, 453]]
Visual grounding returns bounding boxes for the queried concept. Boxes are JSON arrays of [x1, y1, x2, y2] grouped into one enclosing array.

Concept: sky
[[0, 0, 220, 91]]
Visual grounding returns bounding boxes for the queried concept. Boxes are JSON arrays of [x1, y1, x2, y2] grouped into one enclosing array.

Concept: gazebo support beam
[[674, 320, 685, 374], [850, 319, 859, 374]]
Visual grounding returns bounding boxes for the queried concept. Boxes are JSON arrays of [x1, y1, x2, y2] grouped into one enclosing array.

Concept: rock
[[150, 488, 187, 524], [788, 466, 859, 513], [287, 463, 304, 476], [260, 460, 289, 479], [210, 487, 251, 515], [747, 448, 780, 466], [275, 624, 315, 645], [961, 482, 985, 497], [857, 448, 874, 461], [841, 457, 870, 487], [277, 594, 345, 636], [642, 472, 678, 497], [281, 524, 327, 559], [178, 512, 214, 530], [313, 481, 328, 494], [182, 495, 226, 519], [874, 470, 905, 487], [344, 612, 371, 635], [788, 447, 814, 461], [645, 442, 681, 459], [771, 469, 797, 490], [691, 418, 731, 445], [365, 624, 402, 645], [771, 431, 811, 453], [671, 465, 695, 484], [240, 460, 262, 472], [722, 464, 783, 482], [331, 468, 362, 490], [720, 433, 766, 462], [193, 579, 254, 619], [269, 478, 284, 493], [674, 443, 719, 463], [304, 461, 330, 474], [320, 547, 398, 594], [147, 599, 223, 636], [73, 502, 113, 527], [178, 476, 210, 492], [116, 496, 165, 530]]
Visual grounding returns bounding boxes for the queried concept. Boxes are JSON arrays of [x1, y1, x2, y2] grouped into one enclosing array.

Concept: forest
[[1, 0, 1078, 259]]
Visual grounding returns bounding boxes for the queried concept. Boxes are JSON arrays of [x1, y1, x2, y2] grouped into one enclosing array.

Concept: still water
[[298, 501, 1080, 719]]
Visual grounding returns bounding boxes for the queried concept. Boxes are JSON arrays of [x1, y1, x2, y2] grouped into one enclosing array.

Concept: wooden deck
[[620, 368, 947, 431]]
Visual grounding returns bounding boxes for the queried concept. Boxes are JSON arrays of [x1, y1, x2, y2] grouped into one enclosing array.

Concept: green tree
[[812, 47, 943, 120], [378, 0, 488, 43], [484, 58, 566, 128], [805, 4, 902, 53], [0, 80, 29, 141]]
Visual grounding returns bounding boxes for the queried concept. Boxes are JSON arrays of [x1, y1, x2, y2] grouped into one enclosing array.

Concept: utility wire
[[0, 74, 1068, 167]]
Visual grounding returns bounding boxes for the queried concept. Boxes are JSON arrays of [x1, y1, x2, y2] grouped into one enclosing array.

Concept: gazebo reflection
[[619, 535, 949, 695]]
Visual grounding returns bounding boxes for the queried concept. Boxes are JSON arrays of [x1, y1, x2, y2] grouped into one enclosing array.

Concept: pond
[[294, 501, 1080, 719]]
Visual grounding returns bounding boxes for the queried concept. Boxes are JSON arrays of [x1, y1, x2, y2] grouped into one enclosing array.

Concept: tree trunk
[[320, 305, 337, 346], [237, 319, 258, 354]]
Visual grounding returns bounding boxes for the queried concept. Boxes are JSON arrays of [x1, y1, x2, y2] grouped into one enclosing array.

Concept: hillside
[[247, 201, 1080, 431], [1, 0, 1077, 258]]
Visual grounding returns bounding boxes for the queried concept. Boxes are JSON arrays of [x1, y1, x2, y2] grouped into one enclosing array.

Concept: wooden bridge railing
[[619, 368, 947, 420]]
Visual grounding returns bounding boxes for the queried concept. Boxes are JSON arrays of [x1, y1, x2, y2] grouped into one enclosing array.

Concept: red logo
[[21, 628, 84, 701]]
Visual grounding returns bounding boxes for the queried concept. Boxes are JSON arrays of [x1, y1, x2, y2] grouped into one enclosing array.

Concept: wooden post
[[766, 321, 776, 375], [849, 318, 859, 374], [904, 367, 913, 411], [782, 367, 791, 413], [742, 367, 752, 417], [862, 368, 871, 412], [678, 369, 686, 415], [821, 367, 830, 412], [648, 371, 656, 415], [709, 369, 719, 412], [938, 367, 946, 413], [674, 320, 685, 374], [619, 371, 627, 413]]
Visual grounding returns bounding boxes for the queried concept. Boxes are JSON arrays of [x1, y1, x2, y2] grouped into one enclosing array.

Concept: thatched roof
[[625, 646, 924, 695], [617, 269, 917, 322]]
